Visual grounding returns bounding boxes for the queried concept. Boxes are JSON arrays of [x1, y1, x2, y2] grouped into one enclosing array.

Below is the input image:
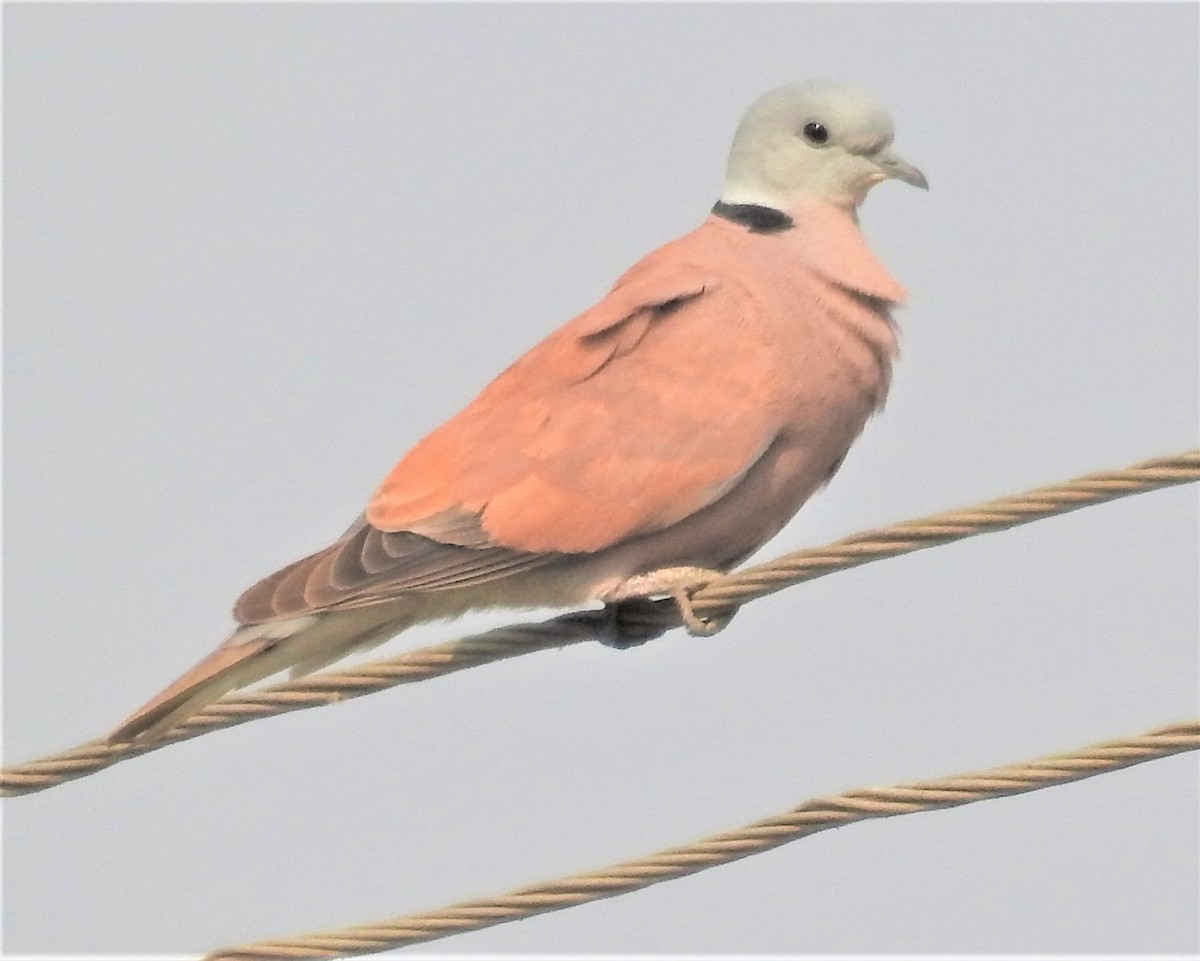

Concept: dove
[[111, 81, 927, 742]]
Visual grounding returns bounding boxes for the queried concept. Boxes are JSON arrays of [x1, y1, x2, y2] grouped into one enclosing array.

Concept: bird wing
[[231, 521, 560, 623], [369, 256, 785, 553], [235, 252, 785, 623]]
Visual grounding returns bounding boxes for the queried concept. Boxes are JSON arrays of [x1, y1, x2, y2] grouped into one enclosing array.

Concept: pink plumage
[[111, 82, 926, 741]]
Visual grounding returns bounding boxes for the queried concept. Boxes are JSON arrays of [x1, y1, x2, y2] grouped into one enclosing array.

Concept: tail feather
[[109, 638, 275, 743], [109, 606, 415, 743]]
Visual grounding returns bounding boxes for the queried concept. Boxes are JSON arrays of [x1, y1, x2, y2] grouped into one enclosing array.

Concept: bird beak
[[874, 150, 929, 190]]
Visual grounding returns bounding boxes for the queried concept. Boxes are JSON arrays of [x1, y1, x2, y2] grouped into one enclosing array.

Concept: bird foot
[[591, 597, 673, 649], [605, 566, 735, 637]]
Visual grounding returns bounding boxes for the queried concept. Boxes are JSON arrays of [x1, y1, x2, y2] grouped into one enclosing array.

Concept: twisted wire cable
[[3, 449, 1196, 798], [688, 449, 1200, 618], [205, 719, 1200, 960]]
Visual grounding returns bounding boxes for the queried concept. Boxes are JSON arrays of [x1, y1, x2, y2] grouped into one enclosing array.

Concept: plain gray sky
[[4, 3, 1197, 957]]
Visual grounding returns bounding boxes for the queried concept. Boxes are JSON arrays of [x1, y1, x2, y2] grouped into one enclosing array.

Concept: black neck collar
[[711, 201, 794, 234]]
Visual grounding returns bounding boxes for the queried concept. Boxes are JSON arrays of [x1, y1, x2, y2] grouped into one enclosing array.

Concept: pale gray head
[[721, 81, 927, 211]]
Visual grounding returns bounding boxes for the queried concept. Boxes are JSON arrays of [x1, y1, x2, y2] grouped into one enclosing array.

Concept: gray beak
[[875, 149, 929, 190]]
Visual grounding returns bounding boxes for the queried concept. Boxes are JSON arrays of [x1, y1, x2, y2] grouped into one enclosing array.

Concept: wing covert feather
[[368, 262, 786, 554]]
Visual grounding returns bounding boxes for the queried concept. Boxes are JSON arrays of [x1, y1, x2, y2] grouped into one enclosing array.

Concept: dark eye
[[802, 121, 829, 145]]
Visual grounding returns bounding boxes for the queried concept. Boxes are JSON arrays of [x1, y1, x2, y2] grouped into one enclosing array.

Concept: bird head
[[721, 81, 928, 212]]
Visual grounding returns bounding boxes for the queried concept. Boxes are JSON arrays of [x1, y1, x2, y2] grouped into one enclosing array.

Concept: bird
[[111, 81, 928, 742]]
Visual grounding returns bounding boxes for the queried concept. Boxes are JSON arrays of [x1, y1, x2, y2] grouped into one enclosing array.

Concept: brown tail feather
[[109, 605, 416, 743], [109, 638, 274, 743]]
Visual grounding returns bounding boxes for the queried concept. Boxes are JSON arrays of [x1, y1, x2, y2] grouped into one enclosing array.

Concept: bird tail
[[109, 636, 278, 743], [109, 607, 409, 743]]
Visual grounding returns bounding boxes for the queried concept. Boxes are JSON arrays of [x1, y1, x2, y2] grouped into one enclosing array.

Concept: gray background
[[4, 3, 1197, 957]]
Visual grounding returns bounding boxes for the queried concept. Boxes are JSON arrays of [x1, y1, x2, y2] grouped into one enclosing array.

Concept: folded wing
[[236, 257, 785, 623]]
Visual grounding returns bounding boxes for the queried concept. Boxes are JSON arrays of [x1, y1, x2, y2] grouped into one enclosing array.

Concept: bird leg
[[605, 566, 735, 637]]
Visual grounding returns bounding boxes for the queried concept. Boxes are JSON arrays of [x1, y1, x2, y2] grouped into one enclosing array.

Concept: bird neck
[[711, 201, 794, 234], [713, 191, 864, 236], [717, 184, 861, 222]]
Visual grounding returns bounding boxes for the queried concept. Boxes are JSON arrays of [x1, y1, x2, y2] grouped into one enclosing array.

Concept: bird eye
[[802, 122, 830, 146]]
